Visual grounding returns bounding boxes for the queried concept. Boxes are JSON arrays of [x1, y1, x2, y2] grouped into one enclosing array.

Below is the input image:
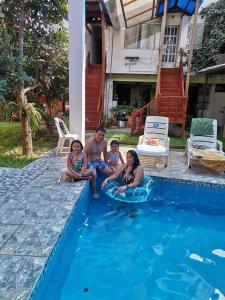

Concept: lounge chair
[[186, 118, 224, 169], [54, 117, 79, 155], [136, 116, 170, 167]]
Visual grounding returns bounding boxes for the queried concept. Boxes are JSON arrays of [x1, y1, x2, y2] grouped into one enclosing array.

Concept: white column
[[105, 78, 113, 119], [68, 0, 85, 143]]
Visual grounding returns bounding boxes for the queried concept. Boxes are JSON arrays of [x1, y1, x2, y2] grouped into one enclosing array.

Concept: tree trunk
[[18, 1, 33, 156], [21, 99, 33, 156], [20, 99, 33, 156]]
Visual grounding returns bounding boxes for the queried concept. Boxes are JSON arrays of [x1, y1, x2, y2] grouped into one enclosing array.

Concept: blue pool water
[[31, 178, 225, 300]]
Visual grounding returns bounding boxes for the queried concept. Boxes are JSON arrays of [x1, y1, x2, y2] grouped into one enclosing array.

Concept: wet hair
[[70, 139, 83, 152], [127, 150, 140, 171], [110, 140, 119, 147], [95, 126, 106, 134]]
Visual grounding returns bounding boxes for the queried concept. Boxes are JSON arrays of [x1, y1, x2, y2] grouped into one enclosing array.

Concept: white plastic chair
[[186, 118, 223, 168], [54, 117, 79, 155], [136, 116, 170, 167]]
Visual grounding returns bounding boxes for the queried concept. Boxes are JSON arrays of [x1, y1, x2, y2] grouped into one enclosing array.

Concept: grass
[[0, 122, 57, 168], [106, 132, 139, 145], [170, 137, 187, 148]]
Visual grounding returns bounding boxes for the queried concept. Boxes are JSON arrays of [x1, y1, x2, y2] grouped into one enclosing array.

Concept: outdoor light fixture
[[125, 56, 139, 66], [125, 56, 139, 61]]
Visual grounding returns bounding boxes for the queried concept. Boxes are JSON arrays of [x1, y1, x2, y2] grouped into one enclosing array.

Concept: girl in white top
[[107, 140, 124, 173]]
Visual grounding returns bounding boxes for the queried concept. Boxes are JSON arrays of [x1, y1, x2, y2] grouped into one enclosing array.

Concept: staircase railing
[[157, 95, 188, 109], [131, 66, 162, 134], [131, 98, 155, 134], [156, 67, 161, 97], [85, 52, 91, 79], [179, 51, 185, 96], [131, 53, 189, 136]]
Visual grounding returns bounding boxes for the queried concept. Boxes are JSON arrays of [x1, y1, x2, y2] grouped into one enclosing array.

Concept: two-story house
[[70, 0, 225, 140]]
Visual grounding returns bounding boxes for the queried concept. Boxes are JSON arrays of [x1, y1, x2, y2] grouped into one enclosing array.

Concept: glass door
[[162, 26, 179, 68]]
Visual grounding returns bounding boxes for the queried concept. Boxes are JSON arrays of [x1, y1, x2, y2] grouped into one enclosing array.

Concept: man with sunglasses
[[84, 127, 113, 198]]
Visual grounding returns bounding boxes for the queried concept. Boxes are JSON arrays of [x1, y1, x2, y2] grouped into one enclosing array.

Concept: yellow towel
[[193, 149, 225, 172]]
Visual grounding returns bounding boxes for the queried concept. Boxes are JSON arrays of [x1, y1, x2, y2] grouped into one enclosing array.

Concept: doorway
[[116, 84, 131, 105], [114, 82, 153, 107], [92, 25, 102, 64], [162, 26, 179, 68], [187, 85, 199, 128]]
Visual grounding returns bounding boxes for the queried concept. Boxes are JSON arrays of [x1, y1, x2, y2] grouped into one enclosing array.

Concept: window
[[215, 84, 225, 93], [124, 23, 161, 50], [187, 22, 204, 50]]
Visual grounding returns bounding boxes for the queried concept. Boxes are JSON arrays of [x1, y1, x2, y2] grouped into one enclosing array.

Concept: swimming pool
[[30, 177, 225, 300]]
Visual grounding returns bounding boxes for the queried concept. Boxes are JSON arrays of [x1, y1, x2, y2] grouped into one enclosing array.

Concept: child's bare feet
[[59, 174, 74, 183]]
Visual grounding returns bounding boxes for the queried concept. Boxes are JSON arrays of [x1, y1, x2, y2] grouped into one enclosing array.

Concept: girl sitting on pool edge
[[65, 140, 92, 182], [106, 140, 124, 173], [102, 150, 144, 193]]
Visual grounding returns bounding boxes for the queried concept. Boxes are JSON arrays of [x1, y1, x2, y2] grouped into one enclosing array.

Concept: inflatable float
[[102, 176, 155, 203]]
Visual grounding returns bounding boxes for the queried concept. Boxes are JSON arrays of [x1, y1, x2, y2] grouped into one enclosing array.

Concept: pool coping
[[148, 174, 225, 188], [142, 150, 225, 187]]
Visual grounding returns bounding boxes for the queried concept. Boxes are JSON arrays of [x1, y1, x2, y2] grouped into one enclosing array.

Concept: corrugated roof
[[198, 64, 225, 74], [120, 0, 159, 28], [104, 0, 204, 29]]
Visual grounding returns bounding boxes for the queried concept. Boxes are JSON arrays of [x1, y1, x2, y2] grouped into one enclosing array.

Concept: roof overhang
[[86, 0, 112, 25], [120, 0, 159, 28], [198, 64, 225, 75], [104, 0, 203, 29]]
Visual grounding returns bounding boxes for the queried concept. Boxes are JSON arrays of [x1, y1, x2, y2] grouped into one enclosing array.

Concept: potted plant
[[111, 104, 135, 128], [117, 111, 128, 128]]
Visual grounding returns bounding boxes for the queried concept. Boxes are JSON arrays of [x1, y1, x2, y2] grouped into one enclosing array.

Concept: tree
[[0, 19, 11, 101], [192, 0, 225, 71], [0, 0, 67, 155], [29, 28, 69, 103]]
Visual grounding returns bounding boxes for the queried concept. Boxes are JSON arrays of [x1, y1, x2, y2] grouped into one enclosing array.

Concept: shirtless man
[[84, 127, 113, 198]]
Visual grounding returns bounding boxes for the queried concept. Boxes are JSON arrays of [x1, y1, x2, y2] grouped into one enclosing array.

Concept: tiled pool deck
[[144, 150, 225, 185], [0, 148, 225, 299]]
